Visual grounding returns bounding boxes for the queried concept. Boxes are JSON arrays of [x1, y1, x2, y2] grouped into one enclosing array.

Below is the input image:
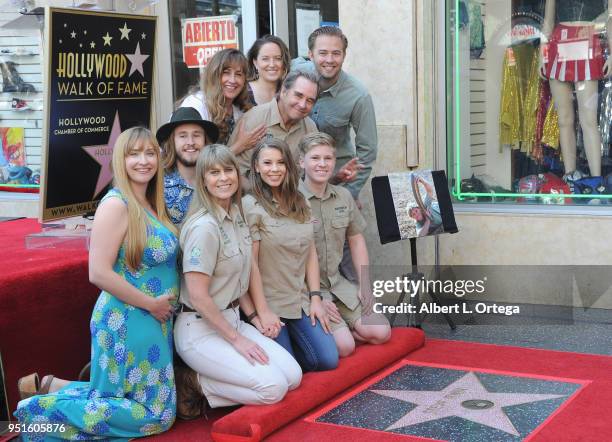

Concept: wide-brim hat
[[156, 106, 219, 144]]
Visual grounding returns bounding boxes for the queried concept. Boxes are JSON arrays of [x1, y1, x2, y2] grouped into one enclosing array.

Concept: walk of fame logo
[[315, 363, 584, 441], [54, 18, 151, 97]]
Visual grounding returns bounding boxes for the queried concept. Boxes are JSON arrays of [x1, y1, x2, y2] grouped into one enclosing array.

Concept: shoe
[[11, 98, 29, 111], [17, 373, 54, 400], [0, 61, 36, 93], [175, 362, 207, 420]]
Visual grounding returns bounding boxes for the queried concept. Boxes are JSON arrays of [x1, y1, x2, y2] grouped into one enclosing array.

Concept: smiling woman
[[246, 35, 291, 105], [180, 49, 254, 145], [173, 144, 302, 412], [14, 127, 179, 440], [243, 138, 339, 372]]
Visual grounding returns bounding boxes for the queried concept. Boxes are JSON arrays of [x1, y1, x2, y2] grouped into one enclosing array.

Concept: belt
[[180, 298, 240, 315]]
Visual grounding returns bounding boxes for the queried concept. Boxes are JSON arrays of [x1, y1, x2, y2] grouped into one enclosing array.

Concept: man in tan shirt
[[228, 70, 318, 179]]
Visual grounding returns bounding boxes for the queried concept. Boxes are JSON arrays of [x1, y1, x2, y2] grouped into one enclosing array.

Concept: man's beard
[[176, 151, 197, 168]]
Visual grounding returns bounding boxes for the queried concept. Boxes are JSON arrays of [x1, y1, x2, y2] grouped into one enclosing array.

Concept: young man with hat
[[156, 106, 219, 225]]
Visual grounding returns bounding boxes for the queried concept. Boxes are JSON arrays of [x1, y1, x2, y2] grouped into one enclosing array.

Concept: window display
[[448, 0, 612, 205]]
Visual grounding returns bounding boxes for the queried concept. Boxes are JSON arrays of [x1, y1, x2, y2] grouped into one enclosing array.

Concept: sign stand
[[25, 216, 92, 250], [388, 237, 456, 330]]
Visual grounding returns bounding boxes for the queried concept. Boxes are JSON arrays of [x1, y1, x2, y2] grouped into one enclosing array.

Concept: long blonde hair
[[202, 49, 252, 142], [249, 138, 310, 223], [187, 144, 244, 223], [111, 126, 176, 270]]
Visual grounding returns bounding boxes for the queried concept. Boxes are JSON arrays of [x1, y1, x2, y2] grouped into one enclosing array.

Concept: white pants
[[174, 307, 302, 408]]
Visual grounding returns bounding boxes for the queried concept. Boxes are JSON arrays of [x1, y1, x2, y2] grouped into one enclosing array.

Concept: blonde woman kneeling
[[174, 145, 301, 408]]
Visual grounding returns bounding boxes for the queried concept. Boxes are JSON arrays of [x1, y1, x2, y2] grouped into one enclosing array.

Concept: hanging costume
[[543, 0, 607, 82]]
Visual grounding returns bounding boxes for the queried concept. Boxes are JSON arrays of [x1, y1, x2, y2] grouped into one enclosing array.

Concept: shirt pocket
[[266, 217, 310, 252], [220, 244, 240, 260], [331, 216, 349, 229], [323, 116, 349, 141]]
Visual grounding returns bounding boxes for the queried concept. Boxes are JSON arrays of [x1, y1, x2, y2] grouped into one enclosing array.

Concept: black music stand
[[371, 171, 458, 330]]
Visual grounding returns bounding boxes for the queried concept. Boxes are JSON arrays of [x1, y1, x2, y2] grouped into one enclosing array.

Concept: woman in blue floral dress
[[15, 127, 179, 440]]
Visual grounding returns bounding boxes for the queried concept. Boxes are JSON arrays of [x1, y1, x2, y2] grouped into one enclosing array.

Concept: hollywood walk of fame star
[[119, 22, 132, 40], [126, 42, 149, 77], [372, 372, 566, 436], [102, 32, 112, 46], [82, 111, 122, 198]]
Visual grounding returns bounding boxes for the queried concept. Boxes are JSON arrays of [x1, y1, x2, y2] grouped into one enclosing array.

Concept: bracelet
[[308, 291, 322, 299], [246, 311, 258, 322]]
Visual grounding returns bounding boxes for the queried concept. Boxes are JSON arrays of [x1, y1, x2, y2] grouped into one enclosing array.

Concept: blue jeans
[[275, 312, 338, 372]]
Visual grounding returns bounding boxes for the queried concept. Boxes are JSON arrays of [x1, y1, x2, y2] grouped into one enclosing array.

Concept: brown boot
[[175, 362, 207, 420]]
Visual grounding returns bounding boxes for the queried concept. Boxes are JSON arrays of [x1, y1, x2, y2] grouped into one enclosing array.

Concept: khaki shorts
[[329, 297, 362, 332]]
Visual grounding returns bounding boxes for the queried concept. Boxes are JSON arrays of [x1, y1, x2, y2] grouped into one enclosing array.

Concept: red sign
[[182, 15, 238, 68]]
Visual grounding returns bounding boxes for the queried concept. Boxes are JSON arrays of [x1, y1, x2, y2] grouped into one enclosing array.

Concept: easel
[[389, 237, 456, 330]]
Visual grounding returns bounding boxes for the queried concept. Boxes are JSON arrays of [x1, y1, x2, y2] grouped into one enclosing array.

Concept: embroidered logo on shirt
[[334, 206, 348, 216], [189, 246, 201, 266]]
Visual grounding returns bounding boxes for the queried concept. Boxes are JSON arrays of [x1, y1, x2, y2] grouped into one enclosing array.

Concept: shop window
[[447, 0, 612, 206]]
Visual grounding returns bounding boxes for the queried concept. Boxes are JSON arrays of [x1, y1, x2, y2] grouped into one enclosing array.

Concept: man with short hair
[[293, 26, 378, 202], [156, 106, 219, 225], [227, 69, 319, 179]]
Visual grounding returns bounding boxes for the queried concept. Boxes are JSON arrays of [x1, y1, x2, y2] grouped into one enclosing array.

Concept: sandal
[[17, 373, 55, 400], [17, 373, 39, 400], [39, 375, 55, 395]]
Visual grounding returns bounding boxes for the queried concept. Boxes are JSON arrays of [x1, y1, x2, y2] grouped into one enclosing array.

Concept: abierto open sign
[[182, 15, 238, 68]]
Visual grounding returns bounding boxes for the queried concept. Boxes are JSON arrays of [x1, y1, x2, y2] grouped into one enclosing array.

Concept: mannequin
[[540, 0, 612, 177]]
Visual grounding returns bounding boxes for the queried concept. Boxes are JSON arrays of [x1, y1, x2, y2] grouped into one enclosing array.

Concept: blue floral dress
[[15, 189, 179, 441]]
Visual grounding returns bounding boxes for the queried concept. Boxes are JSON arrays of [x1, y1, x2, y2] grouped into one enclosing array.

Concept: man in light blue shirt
[[292, 26, 378, 202]]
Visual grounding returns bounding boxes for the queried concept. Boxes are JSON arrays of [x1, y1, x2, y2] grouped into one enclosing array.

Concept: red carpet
[[209, 328, 425, 442], [267, 339, 612, 441], [0, 219, 96, 412]]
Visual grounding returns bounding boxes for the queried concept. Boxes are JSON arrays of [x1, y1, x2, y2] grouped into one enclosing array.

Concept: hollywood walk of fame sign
[[40, 8, 156, 221], [314, 362, 585, 441]]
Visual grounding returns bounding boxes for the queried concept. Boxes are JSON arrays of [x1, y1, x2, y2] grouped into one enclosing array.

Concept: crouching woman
[[174, 144, 301, 409]]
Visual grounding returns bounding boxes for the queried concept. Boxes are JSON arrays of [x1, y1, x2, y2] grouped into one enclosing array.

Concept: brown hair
[[202, 49, 253, 142], [246, 35, 291, 88], [161, 133, 178, 171], [249, 137, 310, 223], [308, 26, 348, 52]]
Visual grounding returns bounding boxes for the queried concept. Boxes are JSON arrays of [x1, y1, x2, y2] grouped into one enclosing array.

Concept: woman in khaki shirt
[[243, 138, 339, 371], [174, 144, 301, 410]]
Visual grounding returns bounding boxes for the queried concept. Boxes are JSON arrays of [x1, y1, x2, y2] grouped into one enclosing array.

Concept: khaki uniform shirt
[[228, 99, 317, 177], [242, 194, 314, 319], [299, 181, 367, 310], [180, 205, 252, 311]]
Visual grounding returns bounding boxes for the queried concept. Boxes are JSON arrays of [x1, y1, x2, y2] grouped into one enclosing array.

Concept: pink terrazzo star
[[372, 372, 565, 436], [82, 111, 121, 198]]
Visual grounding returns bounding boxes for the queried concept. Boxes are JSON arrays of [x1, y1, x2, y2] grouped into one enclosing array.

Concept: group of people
[[14, 26, 390, 440]]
